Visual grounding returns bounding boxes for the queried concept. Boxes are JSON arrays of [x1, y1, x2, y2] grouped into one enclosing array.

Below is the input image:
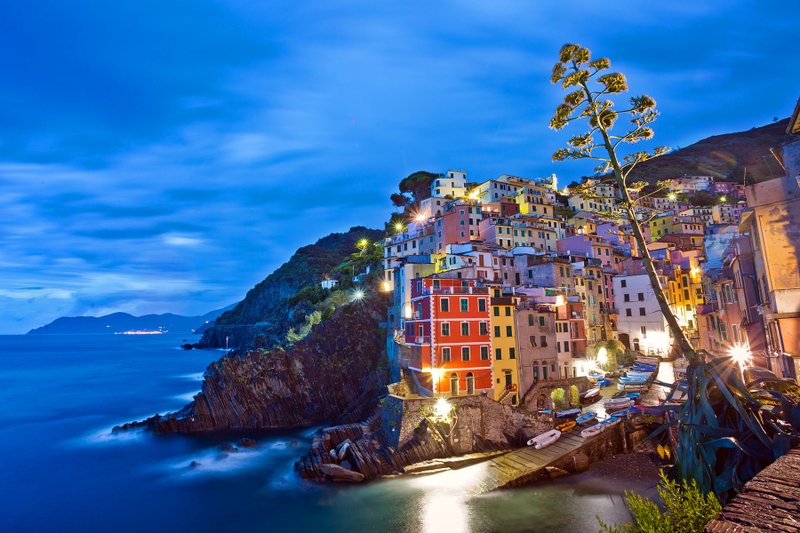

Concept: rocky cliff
[[117, 297, 389, 434], [198, 226, 383, 349], [295, 395, 550, 482]]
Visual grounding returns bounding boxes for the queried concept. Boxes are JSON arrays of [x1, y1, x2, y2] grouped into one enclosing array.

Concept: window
[[539, 316, 545, 326], [564, 341, 570, 352], [479, 322, 488, 335], [440, 298, 449, 312], [480, 346, 489, 360], [638, 292, 644, 301], [621, 279, 627, 288], [506, 325, 513, 337], [505, 307, 511, 317], [433, 279, 440, 289], [639, 307, 646, 316], [641, 326, 647, 335], [442, 347, 451, 362], [461, 347, 470, 361], [494, 326, 501, 337], [529, 336, 537, 347], [494, 307, 500, 316], [540, 335, 547, 347], [509, 347, 516, 359], [624, 294, 630, 302], [441, 323, 450, 336], [626, 308, 632, 317], [460, 298, 469, 312], [461, 322, 469, 336], [478, 299, 487, 312], [496, 348, 502, 360]]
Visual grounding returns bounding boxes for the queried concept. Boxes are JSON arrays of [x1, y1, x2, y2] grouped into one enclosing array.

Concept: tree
[[548, 43, 696, 365], [548, 44, 800, 502]]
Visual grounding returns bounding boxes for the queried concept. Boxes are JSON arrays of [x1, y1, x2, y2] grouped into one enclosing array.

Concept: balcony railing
[[406, 335, 431, 344], [419, 286, 490, 296]]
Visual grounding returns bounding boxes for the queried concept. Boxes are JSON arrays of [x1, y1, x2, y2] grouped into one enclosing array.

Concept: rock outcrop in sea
[[116, 298, 389, 434]]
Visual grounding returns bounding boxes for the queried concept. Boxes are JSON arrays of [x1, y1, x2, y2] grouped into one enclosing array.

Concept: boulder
[[237, 438, 257, 448], [218, 442, 237, 453], [572, 452, 590, 473], [319, 463, 365, 483], [546, 466, 570, 479]]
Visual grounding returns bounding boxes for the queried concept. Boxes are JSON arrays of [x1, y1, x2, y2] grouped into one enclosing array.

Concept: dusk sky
[[1, 1, 798, 333]]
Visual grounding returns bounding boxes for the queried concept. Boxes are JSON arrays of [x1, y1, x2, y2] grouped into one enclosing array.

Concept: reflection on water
[[0, 334, 653, 533]]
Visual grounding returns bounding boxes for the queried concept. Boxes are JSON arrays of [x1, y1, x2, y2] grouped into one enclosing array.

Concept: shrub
[[597, 470, 721, 533], [569, 384, 580, 407], [550, 388, 566, 410]]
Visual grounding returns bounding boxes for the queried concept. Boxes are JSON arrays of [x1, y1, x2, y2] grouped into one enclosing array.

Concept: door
[[466, 372, 475, 395], [449, 373, 459, 396], [504, 371, 512, 389]]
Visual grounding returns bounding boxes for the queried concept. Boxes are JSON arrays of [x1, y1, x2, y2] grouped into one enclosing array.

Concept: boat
[[604, 397, 633, 411], [554, 420, 577, 432], [597, 378, 612, 387], [636, 355, 660, 365], [580, 425, 604, 438], [527, 429, 561, 449], [580, 387, 601, 403], [555, 408, 581, 418], [575, 411, 597, 425], [612, 391, 628, 399]]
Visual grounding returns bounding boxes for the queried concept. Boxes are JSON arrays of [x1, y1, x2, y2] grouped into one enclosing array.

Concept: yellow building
[[648, 214, 673, 242], [667, 263, 704, 332], [489, 287, 520, 405]]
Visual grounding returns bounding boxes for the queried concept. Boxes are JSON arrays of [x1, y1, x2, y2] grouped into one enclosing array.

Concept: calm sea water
[[0, 334, 651, 532]]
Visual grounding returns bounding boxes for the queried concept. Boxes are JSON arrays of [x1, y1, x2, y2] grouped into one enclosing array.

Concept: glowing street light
[[729, 343, 752, 378], [381, 280, 392, 292], [351, 289, 366, 302], [597, 346, 608, 367], [720, 196, 727, 203], [432, 397, 451, 420], [668, 193, 677, 201], [394, 221, 405, 233], [414, 213, 427, 223]]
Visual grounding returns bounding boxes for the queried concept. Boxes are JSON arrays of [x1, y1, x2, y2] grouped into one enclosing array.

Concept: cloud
[[0, 1, 798, 332]]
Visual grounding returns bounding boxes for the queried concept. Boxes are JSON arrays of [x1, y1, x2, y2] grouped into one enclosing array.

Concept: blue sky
[[1, 1, 798, 333]]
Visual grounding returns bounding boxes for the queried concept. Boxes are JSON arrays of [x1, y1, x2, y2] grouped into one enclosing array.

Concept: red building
[[403, 277, 493, 396]]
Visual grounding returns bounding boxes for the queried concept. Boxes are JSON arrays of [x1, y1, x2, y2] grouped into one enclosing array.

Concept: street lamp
[[351, 289, 365, 302], [728, 343, 752, 378]]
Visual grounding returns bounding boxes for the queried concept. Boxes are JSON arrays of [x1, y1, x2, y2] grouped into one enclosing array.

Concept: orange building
[[403, 277, 493, 396]]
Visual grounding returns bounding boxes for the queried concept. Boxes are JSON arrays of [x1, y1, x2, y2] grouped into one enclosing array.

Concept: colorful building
[[402, 276, 493, 396], [489, 287, 520, 404]]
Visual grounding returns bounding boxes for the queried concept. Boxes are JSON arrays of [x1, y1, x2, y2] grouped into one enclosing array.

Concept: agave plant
[[656, 350, 800, 502]]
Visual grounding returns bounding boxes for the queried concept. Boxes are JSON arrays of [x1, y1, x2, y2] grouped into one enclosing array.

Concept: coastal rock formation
[[295, 395, 550, 482], [198, 226, 383, 350], [116, 298, 389, 434]]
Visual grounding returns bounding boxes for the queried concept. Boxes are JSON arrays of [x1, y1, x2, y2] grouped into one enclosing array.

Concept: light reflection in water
[[408, 461, 489, 533]]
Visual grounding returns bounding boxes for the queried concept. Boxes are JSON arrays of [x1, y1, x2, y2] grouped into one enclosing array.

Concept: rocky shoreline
[[114, 299, 389, 434]]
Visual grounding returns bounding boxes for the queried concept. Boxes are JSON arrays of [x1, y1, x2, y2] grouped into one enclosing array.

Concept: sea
[[0, 334, 654, 532]]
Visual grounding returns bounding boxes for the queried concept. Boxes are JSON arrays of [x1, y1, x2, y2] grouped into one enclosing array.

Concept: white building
[[431, 170, 467, 198], [613, 273, 672, 357], [320, 279, 339, 290]]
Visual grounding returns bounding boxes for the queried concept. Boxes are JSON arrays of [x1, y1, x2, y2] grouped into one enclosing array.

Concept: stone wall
[[297, 393, 551, 482], [705, 447, 800, 532], [520, 376, 591, 412]]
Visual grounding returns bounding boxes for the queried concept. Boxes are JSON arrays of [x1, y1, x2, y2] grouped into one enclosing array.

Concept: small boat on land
[[580, 387, 601, 404], [575, 411, 597, 425], [580, 424, 603, 438], [597, 378, 612, 387], [527, 429, 561, 449], [604, 398, 633, 411], [636, 355, 660, 365], [555, 408, 581, 418], [554, 420, 577, 432]]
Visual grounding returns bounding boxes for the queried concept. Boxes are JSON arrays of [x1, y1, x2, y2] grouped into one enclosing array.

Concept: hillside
[[624, 118, 792, 184], [27, 308, 228, 335], [197, 226, 384, 350]]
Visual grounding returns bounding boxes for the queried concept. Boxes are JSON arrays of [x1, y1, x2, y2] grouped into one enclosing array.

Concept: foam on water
[[173, 391, 199, 403], [176, 372, 205, 382], [80, 425, 148, 446]]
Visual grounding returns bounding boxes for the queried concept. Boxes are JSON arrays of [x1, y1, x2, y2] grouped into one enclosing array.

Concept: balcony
[[421, 286, 490, 296], [406, 335, 431, 345]]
